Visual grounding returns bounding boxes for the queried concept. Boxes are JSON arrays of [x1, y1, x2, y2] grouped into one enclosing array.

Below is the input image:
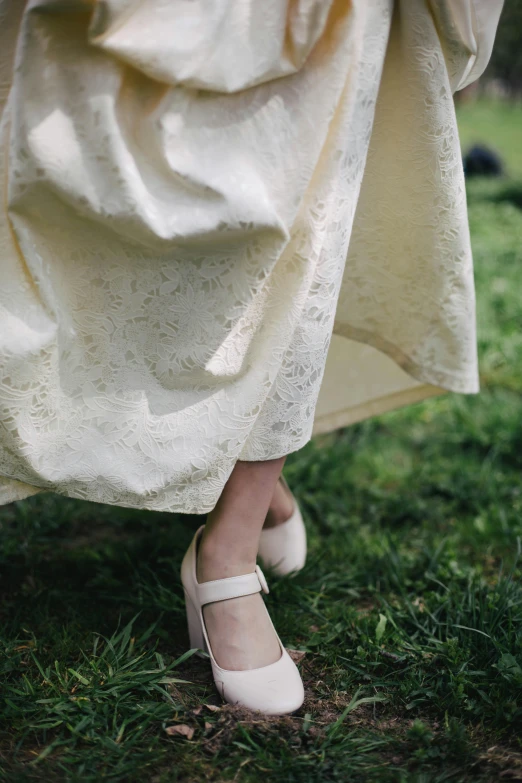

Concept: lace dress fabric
[[0, 0, 503, 513]]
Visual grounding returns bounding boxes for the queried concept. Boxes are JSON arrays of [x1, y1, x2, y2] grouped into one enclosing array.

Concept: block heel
[[183, 587, 207, 654]]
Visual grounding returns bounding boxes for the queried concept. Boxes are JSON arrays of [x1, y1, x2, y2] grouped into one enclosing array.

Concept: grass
[[1, 98, 522, 782]]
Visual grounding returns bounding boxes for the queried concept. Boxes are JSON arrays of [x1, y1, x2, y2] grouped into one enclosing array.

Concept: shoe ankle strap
[[197, 564, 269, 607]]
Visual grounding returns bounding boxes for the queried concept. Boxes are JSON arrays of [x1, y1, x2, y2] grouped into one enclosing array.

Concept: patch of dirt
[[168, 651, 384, 753], [199, 703, 301, 755], [472, 729, 522, 781]]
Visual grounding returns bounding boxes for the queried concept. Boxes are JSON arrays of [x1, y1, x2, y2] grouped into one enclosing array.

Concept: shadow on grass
[[490, 183, 522, 210], [466, 175, 522, 211]]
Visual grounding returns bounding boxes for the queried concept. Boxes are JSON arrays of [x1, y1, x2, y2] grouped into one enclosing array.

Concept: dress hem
[[311, 382, 447, 436], [0, 328, 480, 512], [332, 322, 480, 395]]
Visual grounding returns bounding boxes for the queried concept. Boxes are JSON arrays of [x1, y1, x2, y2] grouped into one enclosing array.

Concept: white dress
[[0, 0, 503, 513]]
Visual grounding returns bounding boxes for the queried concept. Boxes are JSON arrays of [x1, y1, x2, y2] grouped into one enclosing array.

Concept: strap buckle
[[255, 564, 269, 595]]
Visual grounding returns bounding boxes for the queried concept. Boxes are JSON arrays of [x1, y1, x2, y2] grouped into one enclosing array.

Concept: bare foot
[[263, 477, 295, 529], [196, 535, 282, 671]]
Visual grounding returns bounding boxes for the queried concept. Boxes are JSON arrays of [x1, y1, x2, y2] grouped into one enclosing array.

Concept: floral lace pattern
[[0, 1, 500, 513]]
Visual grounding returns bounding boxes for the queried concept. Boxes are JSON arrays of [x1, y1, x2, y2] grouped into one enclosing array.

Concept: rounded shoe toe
[[211, 648, 305, 715]]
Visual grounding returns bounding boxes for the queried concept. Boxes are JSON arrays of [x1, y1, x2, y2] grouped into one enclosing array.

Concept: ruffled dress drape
[[0, 0, 503, 512]]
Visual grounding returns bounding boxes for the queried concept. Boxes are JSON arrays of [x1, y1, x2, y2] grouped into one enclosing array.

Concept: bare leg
[[263, 477, 295, 529], [196, 455, 287, 671]]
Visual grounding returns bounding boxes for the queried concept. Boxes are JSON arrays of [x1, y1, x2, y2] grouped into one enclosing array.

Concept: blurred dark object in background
[[463, 144, 504, 177]]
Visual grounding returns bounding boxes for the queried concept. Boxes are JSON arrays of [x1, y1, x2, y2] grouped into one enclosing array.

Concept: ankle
[[196, 530, 257, 583]]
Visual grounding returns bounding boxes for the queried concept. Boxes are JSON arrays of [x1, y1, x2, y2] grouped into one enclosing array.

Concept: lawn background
[[1, 99, 521, 782]]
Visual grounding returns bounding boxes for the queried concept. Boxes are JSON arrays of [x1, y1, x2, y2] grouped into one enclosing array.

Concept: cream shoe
[[258, 474, 307, 576], [180, 525, 305, 715]]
